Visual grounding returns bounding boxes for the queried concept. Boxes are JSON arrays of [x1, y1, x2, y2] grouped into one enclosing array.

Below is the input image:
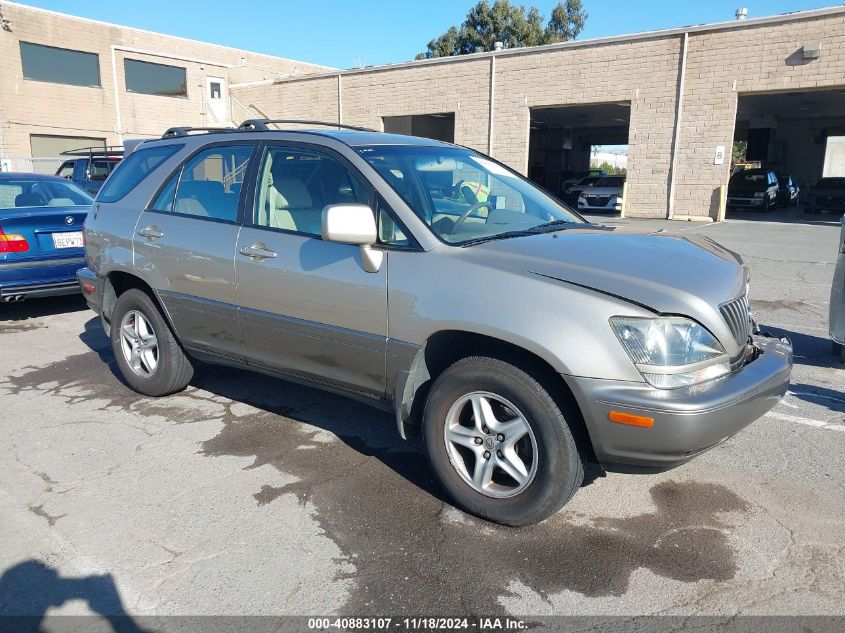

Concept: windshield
[[0, 179, 93, 208], [356, 145, 584, 245], [730, 171, 769, 188], [593, 176, 625, 188]]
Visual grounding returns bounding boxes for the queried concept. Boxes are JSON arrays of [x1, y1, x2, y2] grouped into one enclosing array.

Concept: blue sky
[[15, 0, 835, 69]]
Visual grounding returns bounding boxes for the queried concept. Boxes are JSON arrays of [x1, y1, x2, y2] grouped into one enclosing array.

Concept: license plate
[[52, 231, 84, 249]]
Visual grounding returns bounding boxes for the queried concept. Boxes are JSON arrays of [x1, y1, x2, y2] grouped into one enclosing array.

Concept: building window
[[20, 42, 101, 88], [124, 59, 187, 97], [30, 135, 105, 158]]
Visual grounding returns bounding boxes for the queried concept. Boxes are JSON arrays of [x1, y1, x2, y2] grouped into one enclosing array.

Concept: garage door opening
[[529, 102, 630, 212], [730, 88, 845, 216], [383, 113, 455, 143]]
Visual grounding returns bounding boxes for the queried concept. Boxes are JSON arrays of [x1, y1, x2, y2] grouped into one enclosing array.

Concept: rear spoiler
[[122, 139, 151, 154]]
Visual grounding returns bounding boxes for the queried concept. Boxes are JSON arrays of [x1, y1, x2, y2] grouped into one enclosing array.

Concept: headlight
[[753, 192, 765, 198], [609, 316, 730, 389]]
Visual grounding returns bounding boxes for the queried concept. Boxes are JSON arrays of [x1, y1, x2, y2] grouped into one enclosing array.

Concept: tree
[[417, 0, 587, 60]]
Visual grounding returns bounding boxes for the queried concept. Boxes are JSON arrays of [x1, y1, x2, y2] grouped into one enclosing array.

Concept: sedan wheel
[[119, 310, 159, 377]]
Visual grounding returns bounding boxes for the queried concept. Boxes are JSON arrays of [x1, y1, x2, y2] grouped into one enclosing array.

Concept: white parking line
[[789, 390, 845, 405], [765, 410, 845, 432]]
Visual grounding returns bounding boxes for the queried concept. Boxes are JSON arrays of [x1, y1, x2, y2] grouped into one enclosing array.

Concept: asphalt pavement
[[1, 207, 843, 625]]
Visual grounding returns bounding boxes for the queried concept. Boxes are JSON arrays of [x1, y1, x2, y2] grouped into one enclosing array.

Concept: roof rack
[[60, 146, 125, 157], [161, 126, 236, 139], [238, 119, 378, 133]]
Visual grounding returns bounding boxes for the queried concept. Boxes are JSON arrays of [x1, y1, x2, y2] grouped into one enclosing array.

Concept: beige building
[[0, 0, 329, 163], [232, 6, 845, 220], [1, 2, 844, 219]]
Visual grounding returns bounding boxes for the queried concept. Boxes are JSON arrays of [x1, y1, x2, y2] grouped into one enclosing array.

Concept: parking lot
[[1, 210, 843, 621]]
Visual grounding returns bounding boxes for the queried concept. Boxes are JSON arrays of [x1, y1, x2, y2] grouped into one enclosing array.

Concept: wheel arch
[[394, 329, 595, 460], [101, 269, 176, 339]]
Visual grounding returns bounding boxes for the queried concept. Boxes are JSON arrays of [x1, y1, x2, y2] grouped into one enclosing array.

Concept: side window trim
[[376, 194, 421, 251], [144, 140, 258, 225]]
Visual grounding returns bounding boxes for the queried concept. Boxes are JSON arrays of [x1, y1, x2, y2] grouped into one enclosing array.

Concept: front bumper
[[568, 334, 793, 471], [727, 196, 765, 209], [578, 199, 623, 212]]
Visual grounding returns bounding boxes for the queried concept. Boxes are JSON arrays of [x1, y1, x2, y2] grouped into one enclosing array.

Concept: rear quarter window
[[97, 144, 182, 203]]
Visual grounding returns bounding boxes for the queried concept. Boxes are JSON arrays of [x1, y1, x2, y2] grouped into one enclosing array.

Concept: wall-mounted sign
[[714, 145, 726, 165]]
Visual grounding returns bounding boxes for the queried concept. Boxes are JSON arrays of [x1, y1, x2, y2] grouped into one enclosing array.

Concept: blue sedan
[[0, 173, 93, 302]]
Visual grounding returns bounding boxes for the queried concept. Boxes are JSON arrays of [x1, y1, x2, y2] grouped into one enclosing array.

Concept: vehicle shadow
[[788, 382, 845, 414], [77, 316, 605, 501], [0, 294, 87, 323], [759, 325, 841, 369], [0, 559, 146, 632]]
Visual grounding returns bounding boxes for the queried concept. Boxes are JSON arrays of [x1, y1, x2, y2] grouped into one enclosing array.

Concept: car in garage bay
[[577, 175, 625, 213], [775, 173, 799, 208], [0, 173, 92, 302], [561, 175, 603, 206], [727, 168, 779, 211], [803, 177, 845, 214]]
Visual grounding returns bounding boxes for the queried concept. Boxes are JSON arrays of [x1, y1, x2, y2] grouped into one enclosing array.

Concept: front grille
[[585, 195, 611, 206], [720, 294, 752, 348]]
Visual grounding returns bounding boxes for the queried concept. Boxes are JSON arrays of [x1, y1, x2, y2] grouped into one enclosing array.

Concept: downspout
[[487, 54, 496, 156], [110, 46, 123, 144], [667, 31, 689, 219], [337, 73, 343, 125]]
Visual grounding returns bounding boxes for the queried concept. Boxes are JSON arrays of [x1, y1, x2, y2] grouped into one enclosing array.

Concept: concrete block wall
[[675, 14, 845, 217], [492, 37, 682, 218]]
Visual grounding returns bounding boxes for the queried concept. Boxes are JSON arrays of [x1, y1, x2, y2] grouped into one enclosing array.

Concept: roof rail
[[238, 119, 378, 133], [60, 146, 125, 157], [161, 126, 236, 139]]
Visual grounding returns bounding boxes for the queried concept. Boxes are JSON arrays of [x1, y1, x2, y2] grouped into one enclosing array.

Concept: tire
[[422, 356, 585, 526], [110, 288, 193, 396]]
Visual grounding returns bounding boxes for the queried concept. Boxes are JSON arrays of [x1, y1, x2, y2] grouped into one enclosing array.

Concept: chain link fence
[[0, 156, 64, 175]]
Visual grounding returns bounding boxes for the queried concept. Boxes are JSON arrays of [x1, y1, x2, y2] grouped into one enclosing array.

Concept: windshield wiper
[[459, 222, 588, 247], [458, 229, 541, 247]]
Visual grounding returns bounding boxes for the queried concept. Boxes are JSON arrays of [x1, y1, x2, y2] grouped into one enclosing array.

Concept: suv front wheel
[[111, 289, 194, 396], [423, 356, 585, 526]]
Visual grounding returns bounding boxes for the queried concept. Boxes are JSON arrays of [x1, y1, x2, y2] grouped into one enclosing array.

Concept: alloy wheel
[[119, 310, 159, 377], [443, 391, 538, 498]]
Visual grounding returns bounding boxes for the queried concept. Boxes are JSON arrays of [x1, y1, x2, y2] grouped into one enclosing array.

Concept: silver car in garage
[[77, 120, 793, 525]]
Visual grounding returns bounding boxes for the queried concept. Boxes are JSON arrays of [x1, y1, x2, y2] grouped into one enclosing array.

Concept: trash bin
[[830, 214, 845, 362]]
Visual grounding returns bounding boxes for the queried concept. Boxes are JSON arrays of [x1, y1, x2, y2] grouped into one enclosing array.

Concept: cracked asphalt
[[0, 208, 843, 620]]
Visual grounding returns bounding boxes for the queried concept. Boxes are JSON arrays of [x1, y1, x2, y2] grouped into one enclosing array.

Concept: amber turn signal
[[608, 410, 654, 428]]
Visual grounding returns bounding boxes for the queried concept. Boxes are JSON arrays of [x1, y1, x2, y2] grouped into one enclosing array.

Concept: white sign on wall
[[714, 145, 726, 165]]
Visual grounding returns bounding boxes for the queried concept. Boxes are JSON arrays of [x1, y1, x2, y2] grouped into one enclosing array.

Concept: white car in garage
[[578, 175, 625, 213]]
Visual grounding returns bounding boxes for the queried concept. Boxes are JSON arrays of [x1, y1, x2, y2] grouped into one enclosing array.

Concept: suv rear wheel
[[423, 356, 585, 526], [111, 289, 193, 396]]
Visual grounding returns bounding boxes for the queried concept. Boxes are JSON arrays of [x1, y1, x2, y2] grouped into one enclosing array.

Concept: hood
[[463, 226, 746, 317], [580, 186, 623, 196]]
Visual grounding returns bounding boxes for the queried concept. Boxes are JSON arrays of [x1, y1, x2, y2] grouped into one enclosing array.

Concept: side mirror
[[321, 204, 383, 273]]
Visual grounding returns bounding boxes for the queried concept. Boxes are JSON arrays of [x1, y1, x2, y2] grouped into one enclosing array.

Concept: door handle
[[138, 225, 164, 239], [239, 243, 277, 260]]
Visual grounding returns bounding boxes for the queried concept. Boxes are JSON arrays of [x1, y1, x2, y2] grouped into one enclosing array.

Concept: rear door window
[[169, 145, 254, 222], [98, 144, 182, 203]]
